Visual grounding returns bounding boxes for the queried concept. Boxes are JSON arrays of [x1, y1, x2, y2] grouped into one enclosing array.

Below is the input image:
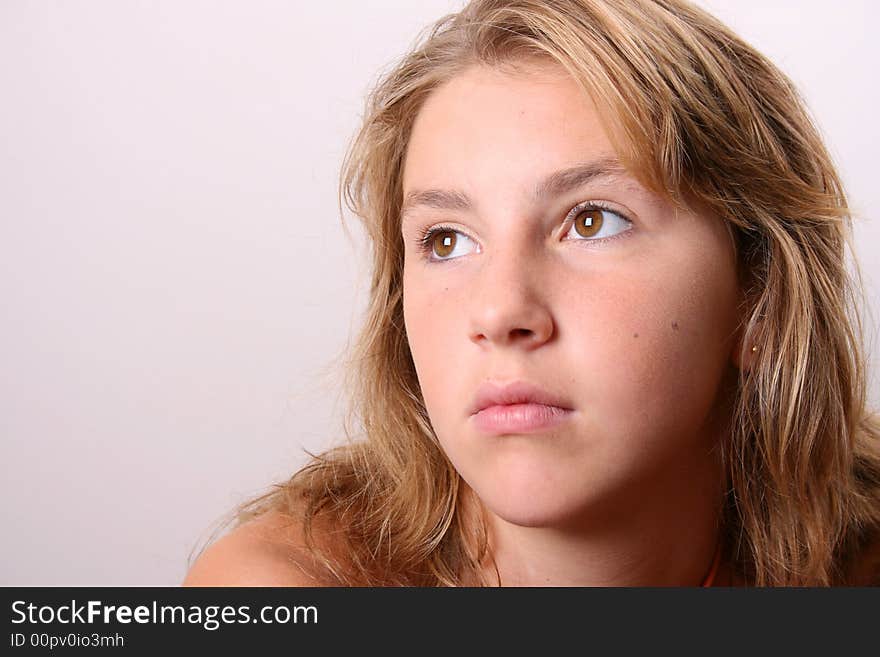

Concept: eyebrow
[[400, 156, 631, 221]]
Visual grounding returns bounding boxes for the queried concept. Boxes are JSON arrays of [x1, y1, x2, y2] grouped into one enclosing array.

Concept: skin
[[401, 61, 747, 586]]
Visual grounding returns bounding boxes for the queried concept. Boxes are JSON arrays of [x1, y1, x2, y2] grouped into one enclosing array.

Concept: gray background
[[2, 0, 877, 585]]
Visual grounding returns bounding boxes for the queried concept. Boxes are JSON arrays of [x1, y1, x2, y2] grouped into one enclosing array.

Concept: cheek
[[402, 278, 463, 417], [572, 254, 737, 446]]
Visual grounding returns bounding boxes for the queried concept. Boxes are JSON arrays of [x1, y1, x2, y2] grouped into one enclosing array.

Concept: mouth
[[472, 402, 574, 435], [469, 380, 575, 435]]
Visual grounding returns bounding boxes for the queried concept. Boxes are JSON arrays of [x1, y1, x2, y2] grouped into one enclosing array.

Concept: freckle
[[633, 332, 639, 338], [671, 321, 679, 331]]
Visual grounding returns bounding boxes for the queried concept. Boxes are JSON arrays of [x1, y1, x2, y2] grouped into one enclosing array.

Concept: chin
[[466, 468, 596, 529], [485, 494, 588, 529]]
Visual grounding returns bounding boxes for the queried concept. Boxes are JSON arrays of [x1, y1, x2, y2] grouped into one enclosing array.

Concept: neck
[[476, 448, 726, 587]]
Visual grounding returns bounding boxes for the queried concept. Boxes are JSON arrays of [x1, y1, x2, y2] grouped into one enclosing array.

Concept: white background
[[2, 1, 877, 585]]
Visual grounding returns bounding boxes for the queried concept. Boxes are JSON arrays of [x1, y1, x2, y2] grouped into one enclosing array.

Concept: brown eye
[[573, 209, 604, 238], [432, 230, 457, 258]]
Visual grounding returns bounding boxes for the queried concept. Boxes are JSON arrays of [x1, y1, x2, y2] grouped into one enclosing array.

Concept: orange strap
[[700, 541, 722, 587]]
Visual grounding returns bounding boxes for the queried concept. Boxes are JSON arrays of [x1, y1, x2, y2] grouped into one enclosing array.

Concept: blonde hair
[[235, 0, 880, 585]]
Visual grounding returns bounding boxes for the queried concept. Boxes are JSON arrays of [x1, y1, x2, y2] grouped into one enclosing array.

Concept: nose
[[468, 249, 555, 350]]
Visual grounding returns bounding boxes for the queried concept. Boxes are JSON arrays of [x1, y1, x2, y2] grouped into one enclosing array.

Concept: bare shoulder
[[183, 510, 328, 587]]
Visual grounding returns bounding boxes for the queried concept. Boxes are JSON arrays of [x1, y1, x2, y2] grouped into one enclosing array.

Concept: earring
[[751, 345, 757, 353]]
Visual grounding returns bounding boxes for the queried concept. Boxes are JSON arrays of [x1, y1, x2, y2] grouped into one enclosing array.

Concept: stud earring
[[751, 345, 757, 353]]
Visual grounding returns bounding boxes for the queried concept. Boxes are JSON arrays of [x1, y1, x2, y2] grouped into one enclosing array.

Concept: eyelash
[[414, 201, 633, 263]]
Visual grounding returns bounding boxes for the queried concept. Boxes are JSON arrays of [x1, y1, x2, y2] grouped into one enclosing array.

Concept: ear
[[730, 320, 760, 371]]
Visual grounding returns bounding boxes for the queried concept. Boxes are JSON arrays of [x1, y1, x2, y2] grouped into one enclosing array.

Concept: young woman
[[184, 0, 880, 587]]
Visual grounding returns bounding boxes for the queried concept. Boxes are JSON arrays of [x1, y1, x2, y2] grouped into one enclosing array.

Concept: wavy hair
[[233, 0, 880, 586]]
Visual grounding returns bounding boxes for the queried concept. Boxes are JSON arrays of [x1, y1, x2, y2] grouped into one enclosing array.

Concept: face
[[400, 62, 742, 529]]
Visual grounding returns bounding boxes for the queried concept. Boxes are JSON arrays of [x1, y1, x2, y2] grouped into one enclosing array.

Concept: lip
[[472, 402, 574, 435], [469, 381, 575, 435]]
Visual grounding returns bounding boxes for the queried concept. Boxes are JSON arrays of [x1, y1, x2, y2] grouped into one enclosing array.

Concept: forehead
[[402, 62, 615, 191], [399, 62, 668, 229]]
